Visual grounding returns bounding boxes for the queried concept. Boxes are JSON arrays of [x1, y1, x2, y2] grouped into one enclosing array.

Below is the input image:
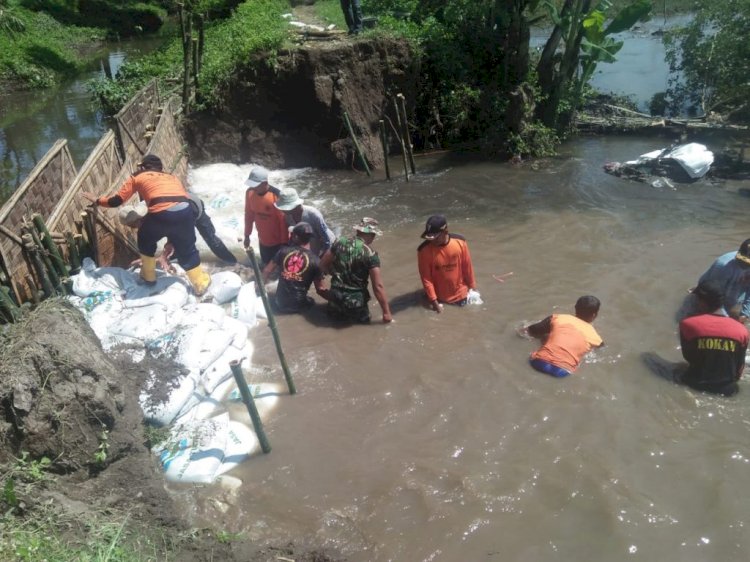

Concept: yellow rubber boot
[[185, 265, 211, 296], [139, 255, 157, 285]]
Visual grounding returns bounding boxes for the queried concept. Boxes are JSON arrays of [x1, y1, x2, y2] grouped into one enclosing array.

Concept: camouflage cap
[[354, 217, 382, 236]]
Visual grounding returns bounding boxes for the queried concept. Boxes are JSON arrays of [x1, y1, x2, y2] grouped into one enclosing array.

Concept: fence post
[[229, 360, 272, 454]]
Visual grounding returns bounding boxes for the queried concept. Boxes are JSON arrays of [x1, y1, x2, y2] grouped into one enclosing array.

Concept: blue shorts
[[530, 358, 571, 378]]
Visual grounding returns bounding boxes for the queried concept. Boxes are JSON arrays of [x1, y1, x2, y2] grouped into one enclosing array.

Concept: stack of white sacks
[[68, 258, 281, 484]]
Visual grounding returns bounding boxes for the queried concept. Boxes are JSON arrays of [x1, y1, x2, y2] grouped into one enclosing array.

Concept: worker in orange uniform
[[417, 214, 477, 313], [81, 154, 211, 296], [243, 166, 289, 266]]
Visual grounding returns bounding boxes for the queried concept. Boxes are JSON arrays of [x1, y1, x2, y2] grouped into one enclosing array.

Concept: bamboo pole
[[229, 360, 272, 454], [81, 211, 99, 264], [24, 274, 41, 304], [378, 120, 391, 180], [397, 94, 416, 174], [65, 232, 81, 273], [392, 97, 410, 181], [342, 111, 371, 177], [0, 285, 21, 323], [22, 234, 55, 298], [244, 246, 297, 395], [24, 225, 61, 293], [31, 213, 67, 278]]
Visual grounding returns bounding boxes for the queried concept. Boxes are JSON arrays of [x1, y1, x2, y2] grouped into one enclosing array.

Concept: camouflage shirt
[[329, 235, 381, 304]]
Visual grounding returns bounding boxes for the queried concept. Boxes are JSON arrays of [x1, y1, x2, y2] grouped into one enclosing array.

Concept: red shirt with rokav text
[[417, 234, 476, 303], [99, 171, 187, 213], [244, 187, 289, 247]]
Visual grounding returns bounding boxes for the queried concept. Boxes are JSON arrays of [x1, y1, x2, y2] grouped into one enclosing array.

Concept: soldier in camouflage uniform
[[318, 217, 393, 324]]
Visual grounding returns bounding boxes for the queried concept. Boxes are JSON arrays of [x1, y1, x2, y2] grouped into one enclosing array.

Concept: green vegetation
[[664, 0, 750, 122], [0, 1, 105, 89], [90, 0, 288, 115]]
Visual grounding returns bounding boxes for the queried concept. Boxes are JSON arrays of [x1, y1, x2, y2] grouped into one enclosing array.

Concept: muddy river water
[[175, 135, 750, 561]]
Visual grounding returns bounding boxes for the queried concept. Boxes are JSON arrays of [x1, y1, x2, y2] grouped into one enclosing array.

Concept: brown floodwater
[[176, 135, 750, 561]]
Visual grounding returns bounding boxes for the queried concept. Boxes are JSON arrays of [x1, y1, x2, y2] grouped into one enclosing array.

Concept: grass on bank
[[0, 1, 105, 89], [91, 0, 290, 115]]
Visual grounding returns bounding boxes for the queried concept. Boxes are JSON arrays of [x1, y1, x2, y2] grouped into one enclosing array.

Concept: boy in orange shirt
[[417, 215, 477, 313], [524, 296, 604, 377]]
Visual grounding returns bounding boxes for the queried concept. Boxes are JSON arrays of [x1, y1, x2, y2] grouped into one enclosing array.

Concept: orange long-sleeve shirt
[[244, 187, 289, 247], [417, 234, 476, 303], [97, 171, 187, 213]]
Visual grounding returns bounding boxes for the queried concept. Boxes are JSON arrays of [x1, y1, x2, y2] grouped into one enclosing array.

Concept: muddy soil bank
[[0, 300, 342, 560], [184, 36, 418, 170]]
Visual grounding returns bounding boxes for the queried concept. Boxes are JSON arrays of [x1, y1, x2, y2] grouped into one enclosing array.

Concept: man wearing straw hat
[[81, 154, 211, 296], [318, 217, 392, 324], [274, 187, 335, 258]]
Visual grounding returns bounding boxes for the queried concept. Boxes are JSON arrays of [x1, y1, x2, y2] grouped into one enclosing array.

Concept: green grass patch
[[91, 0, 289, 114], [312, 0, 347, 29], [0, 3, 105, 89]]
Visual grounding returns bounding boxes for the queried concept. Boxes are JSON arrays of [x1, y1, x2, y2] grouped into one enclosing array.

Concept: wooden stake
[[343, 111, 371, 177], [397, 94, 416, 174], [229, 360, 272, 454], [379, 120, 391, 180], [245, 246, 297, 395], [392, 97, 410, 181]]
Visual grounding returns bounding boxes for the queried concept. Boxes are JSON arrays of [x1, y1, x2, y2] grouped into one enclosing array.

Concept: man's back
[[531, 314, 602, 372], [330, 235, 378, 291], [680, 313, 748, 395], [273, 243, 322, 313]]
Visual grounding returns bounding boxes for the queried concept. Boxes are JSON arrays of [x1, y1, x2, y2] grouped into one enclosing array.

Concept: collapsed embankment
[[0, 300, 340, 560], [184, 36, 418, 170]]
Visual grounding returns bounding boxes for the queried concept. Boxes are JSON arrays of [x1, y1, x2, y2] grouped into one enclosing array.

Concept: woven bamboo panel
[[115, 80, 160, 166], [146, 97, 188, 184], [0, 140, 76, 301], [0, 86, 186, 305]]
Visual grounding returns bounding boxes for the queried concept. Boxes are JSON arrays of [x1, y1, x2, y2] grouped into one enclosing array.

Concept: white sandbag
[[111, 303, 177, 342], [222, 316, 249, 349], [140, 369, 200, 427], [214, 421, 261, 476], [156, 414, 229, 483], [184, 302, 227, 327], [176, 324, 235, 372], [467, 289, 483, 305], [231, 282, 258, 327], [122, 280, 189, 311], [201, 344, 249, 394], [226, 382, 284, 422], [207, 271, 242, 304]]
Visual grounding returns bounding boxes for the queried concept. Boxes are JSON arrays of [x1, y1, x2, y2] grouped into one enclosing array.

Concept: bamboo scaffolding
[[22, 234, 54, 298], [32, 213, 67, 278]]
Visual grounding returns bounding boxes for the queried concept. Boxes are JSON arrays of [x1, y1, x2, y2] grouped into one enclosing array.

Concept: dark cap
[[736, 238, 750, 265], [421, 215, 448, 240], [291, 222, 314, 237], [138, 154, 163, 171], [692, 280, 724, 310]]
